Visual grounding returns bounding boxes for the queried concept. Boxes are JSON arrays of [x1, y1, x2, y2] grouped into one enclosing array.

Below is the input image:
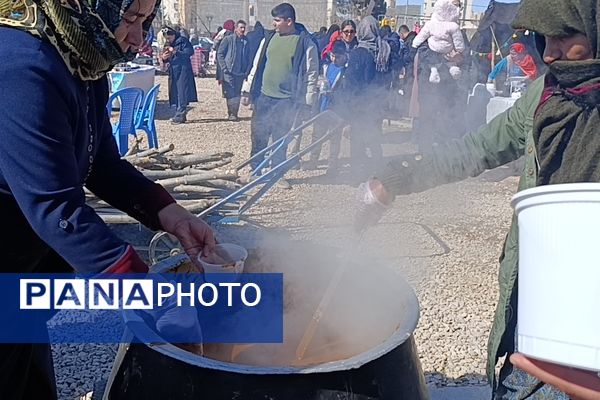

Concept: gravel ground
[[53, 74, 519, 399]]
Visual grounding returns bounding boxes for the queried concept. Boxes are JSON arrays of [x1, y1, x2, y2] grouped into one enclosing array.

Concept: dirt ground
[[56, 73, 522, 399]]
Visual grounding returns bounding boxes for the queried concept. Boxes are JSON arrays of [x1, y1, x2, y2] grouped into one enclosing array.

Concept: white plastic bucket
[[512, 183, 600, 371]]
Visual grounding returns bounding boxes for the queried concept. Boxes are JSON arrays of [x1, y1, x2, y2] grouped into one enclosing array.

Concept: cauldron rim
[[124, 252, 420, 375]]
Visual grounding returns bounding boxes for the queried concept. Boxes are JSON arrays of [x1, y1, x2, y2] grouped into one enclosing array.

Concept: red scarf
[[321, 31, 341, 61], [511, 43, 538, 80]]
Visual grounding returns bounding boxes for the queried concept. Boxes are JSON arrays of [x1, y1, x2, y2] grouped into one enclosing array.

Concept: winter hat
[[432, 0, 460, 24], [223, 20, 236, 31]]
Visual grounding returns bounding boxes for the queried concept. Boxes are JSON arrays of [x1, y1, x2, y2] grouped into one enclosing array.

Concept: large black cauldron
[[105, 242, 428, 400]]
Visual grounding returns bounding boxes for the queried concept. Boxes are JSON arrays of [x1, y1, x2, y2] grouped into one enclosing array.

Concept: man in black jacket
[[398, 24, 418, 117], [246, 21, 265, 66], [399, 25, 416, 48], [217, 20, 250, 121], [399, 25, 418, 72], [241, 3, 319, 188]]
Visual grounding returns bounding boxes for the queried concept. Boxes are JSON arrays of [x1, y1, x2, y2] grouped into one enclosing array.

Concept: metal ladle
[[295, 231, 365, 361]]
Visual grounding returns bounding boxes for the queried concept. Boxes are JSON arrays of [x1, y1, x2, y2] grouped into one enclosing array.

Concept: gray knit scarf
[[513, 0, 600, 185], [357, 16, 390, 72]]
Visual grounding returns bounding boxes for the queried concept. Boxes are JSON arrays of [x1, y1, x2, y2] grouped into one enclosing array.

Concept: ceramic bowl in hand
[[197, 243, 247, 274]]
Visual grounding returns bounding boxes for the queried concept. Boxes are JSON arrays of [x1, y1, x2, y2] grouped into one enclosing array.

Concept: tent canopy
[[470, 1, 521, 54], [468, 0, 546, 84]]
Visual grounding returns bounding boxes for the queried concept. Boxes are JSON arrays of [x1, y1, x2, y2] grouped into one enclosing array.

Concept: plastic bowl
[[197, 243, 247, 274]]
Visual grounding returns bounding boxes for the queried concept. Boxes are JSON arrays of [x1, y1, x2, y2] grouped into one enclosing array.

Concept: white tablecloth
[[108, 65, 156, 97], [486, 96, 517, 123]]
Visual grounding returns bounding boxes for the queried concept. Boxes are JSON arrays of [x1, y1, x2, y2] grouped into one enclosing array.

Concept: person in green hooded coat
[[355, 0, 600, 398]]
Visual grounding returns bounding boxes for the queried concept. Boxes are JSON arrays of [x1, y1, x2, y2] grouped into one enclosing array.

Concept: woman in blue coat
[[0, 0, 214, 397], [163, 28, 198, 123]]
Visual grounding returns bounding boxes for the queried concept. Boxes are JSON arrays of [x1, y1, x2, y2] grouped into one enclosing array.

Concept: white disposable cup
[[197, 243, 247, 274], [512, 183, 600, 371]]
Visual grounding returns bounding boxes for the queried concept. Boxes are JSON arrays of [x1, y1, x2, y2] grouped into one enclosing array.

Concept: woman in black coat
[[163, 29, 198, 123], [0, 1, 215, 397], [246, 21, 265, 65], [344, 16, 383, 172]]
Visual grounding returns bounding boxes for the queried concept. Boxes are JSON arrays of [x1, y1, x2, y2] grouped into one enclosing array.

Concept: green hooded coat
[[381, 77, 545, 393], [379, 3, 600, 397]]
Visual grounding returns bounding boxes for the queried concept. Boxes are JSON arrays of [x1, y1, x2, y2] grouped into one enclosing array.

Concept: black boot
[[171, 108, 187, 124], [171, 113, 187, 124], [226, 98, 240, 121]]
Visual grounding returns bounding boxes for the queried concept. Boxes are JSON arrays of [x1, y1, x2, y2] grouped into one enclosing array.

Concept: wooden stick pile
[[88, 144, 243, 224]]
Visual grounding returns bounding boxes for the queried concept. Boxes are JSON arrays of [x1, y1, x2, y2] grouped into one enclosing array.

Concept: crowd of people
[[167, 0, 545, 184], [184, 0, 473, 186]]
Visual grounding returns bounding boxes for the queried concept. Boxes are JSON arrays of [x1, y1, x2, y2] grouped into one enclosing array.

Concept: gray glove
[[353, 180, 390, 233]]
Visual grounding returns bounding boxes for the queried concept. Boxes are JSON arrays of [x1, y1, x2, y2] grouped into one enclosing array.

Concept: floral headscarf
[[0, 0, 160, 80]]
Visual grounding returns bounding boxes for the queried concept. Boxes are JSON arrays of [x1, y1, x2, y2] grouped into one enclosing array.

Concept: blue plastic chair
[[106, 87, 144, 156], [135, 84, 160, 149]]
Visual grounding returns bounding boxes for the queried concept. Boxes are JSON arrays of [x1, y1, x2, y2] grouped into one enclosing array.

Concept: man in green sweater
[[356, 0, 600, 398], [241, 3, 319, 189]]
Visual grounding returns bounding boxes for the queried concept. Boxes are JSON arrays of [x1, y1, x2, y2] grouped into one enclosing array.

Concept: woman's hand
[[162, 46, 175, 60], [158, 203, 216, 270], [510, 354, 600, 400], [161, 50, 172, 61]]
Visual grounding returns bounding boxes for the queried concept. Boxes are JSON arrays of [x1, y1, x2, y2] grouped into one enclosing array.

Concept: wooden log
[[146, 143, 175, 157], [169, 199, 212, 206], [171, 193, 222, 201], [173, 185, 231, 195], [183, 199, 222, 213], [98, 199, 222, 224], [167, 152, 234, 170], [172, 189, 230, 201], [123, 144, 138, 157], [203, 179, 241, 190], [87, 200, 110, 209], [140, 167, 212, 180], [147, 164, 171, 171], [99, 214, 138, 224], [83, 188, 97, 201], [194, 158, 232, 170], [155, 171, 238, 189], [124, 147, 157, 159], [124, 144, 175, 160], [125, 156, 158, 168]]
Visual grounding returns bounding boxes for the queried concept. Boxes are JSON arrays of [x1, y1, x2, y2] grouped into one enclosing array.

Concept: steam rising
[[198, 237, 418, 367]]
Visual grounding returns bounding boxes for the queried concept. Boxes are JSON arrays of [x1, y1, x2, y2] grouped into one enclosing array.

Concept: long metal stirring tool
[[295, 230, 366, 361]]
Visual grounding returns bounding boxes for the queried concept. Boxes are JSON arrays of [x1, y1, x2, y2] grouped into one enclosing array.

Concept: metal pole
[[490, 25, 496, 71], [461, 0, 468, 28], [248, 0, 257, 27], [404, 0, 408, 24], [243, 0, 249, 23], [326, 0, 335, 27]]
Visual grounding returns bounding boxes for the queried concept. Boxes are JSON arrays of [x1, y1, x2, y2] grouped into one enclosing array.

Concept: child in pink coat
[[412, 0, 465, 83]]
